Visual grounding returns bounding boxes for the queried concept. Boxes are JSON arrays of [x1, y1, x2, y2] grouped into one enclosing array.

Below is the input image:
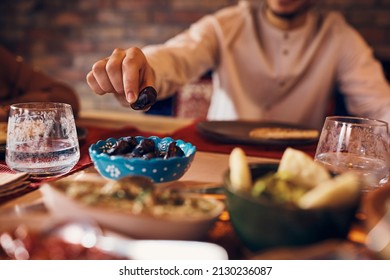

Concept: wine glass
[[314, 116, 390, 191], [5, 102, 80, 178]]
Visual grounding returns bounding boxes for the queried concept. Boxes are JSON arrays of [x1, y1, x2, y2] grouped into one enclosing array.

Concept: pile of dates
[[106, 136, 185, 160]]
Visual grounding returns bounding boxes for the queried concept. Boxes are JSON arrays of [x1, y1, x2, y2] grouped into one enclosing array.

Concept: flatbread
[[249, 127, 319, 140], [0, 122, 6, 144]]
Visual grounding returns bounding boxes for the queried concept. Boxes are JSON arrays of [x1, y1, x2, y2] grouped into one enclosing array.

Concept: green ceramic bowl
[[223, 163, 360, 252]]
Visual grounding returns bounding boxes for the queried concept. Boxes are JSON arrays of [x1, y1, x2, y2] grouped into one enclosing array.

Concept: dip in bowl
[[41, 172, 223, 240]]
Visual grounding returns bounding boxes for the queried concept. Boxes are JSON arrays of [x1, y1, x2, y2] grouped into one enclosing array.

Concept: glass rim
[[325, 115, 389, 127], [10, 102, 72, 110]]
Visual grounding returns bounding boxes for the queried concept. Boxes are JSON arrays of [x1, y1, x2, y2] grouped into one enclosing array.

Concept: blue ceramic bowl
[[89, 136, 196, 182]]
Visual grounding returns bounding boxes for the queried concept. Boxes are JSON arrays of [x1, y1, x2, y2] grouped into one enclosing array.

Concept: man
[[86, 0, 390, 129], [0, 46, 80, 121]]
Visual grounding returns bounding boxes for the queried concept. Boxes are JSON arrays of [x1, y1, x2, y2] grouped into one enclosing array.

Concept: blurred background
[[0, 0, 389, 116]]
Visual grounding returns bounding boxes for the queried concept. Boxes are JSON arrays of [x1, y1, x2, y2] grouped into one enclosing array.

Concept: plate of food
[[40, 172, 224, 240], [196, 120, 319, 146]]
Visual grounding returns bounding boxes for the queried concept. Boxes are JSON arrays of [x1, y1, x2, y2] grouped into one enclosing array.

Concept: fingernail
[[126, 91, 136, 103]]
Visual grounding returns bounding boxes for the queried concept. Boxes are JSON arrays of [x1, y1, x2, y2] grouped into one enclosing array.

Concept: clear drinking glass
[[314, 116, 390, 191], [6, 102, 80, 178]]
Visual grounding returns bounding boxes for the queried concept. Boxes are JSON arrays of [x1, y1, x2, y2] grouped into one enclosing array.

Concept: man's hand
[[86, 47, 156, 105]]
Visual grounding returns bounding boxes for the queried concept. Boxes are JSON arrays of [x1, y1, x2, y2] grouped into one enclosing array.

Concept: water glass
[[6, 102, 80, 177], [314, 116, 390, 191]]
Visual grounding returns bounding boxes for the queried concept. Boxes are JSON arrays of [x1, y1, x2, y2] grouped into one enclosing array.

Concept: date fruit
[[106, 137, 185, 160], [130, 86, 157, 111]]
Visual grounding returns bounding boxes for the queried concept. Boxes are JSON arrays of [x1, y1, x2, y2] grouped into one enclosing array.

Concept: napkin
[[0, 166, 31, 199]]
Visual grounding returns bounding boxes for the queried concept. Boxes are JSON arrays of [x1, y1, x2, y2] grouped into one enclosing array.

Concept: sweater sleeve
[[0, 46, 80, 118], [142, 14, 219, 100], [334, 14, 390, 123]]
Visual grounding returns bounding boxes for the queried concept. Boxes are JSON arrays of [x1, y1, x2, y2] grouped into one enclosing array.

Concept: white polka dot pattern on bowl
[[89, 136, 196, 182]]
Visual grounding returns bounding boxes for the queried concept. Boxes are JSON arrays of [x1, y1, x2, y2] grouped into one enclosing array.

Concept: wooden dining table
[[0, 110, 375, 260]]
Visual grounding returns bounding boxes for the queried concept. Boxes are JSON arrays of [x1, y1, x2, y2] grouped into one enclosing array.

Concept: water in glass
[[6, 102, 80, 177], [315, 116, 390, 191]]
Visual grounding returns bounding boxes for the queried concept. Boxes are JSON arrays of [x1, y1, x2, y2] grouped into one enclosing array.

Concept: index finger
[[121, 48, 145, 103]]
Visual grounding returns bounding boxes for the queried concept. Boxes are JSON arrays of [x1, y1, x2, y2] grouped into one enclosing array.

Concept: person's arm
[[87, 13, 221, 105], [0, 46, 80, 119], [142, 14, 220, 99], [12, 65, 80, 118], [0, 105, 9, 122], [335, 17, 390, 123]]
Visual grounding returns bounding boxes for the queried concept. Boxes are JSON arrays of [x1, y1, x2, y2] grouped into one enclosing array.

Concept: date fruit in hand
[[131, 86, 157, 111]]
